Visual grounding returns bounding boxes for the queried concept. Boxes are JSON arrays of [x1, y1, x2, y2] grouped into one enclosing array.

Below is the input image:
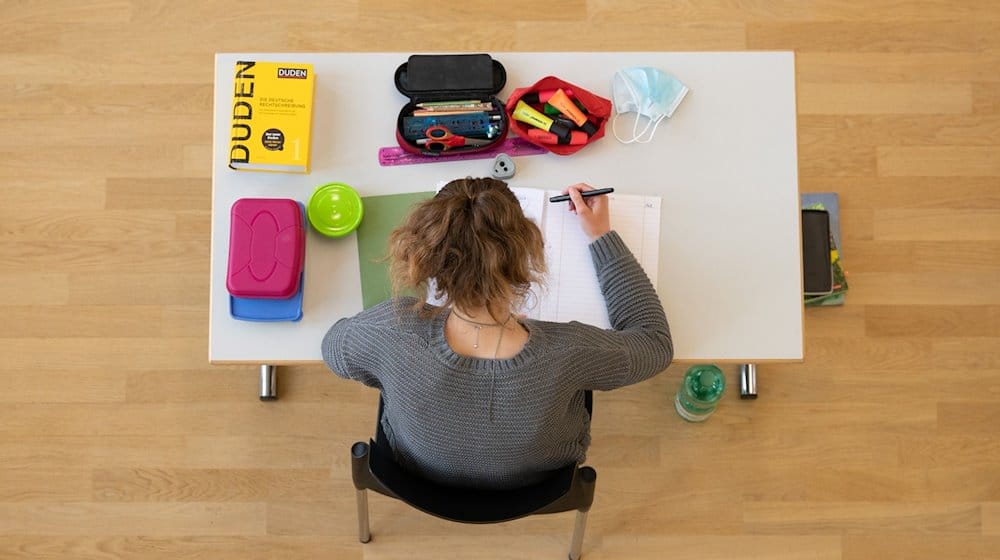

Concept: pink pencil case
[[227, 198, 305, 299]]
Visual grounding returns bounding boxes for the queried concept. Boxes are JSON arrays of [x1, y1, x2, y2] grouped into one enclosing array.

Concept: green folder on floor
[[356, 191, 436, 309]]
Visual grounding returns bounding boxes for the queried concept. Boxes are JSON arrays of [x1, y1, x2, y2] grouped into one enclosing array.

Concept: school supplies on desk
[[505, 77, 611, 155]]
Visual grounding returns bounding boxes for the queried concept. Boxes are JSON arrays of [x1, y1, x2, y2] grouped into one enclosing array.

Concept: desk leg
[[739, 363, 758, 399], [260, 364, 278, 401]]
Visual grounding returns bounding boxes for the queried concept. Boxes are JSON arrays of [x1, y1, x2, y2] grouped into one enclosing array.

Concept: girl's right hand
[[564, 183, 611, 241]]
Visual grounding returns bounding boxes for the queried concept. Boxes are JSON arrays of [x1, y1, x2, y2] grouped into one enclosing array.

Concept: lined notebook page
[[538, 190, 661, 328], [508, 187, 548, 320], [510, 187, 546, 227], [430, 187, 661, 330]]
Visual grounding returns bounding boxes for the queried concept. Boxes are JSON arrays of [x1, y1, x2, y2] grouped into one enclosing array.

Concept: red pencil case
[[505, 75, 611, 156], [227, 198, 305, 299]]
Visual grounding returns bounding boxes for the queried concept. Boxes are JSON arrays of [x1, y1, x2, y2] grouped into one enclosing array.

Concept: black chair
[[350, 391, 597, 559]]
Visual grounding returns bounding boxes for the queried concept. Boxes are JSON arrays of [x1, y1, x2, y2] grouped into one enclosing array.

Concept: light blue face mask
[[611, 67, 689, 144]]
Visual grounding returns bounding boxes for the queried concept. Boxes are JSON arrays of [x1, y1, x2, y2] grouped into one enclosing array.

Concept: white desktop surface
[[210, 52, 803, 364]]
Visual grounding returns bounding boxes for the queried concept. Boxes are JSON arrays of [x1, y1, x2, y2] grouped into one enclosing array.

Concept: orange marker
[[549, 89, 598, 136]]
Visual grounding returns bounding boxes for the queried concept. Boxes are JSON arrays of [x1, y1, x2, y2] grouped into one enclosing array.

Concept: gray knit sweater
[[322, 231, 672, 489]]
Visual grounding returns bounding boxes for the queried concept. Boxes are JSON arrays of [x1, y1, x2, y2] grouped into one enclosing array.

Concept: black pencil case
[[394, 53, 509, 156]]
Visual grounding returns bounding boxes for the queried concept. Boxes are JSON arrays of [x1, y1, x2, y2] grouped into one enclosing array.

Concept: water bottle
[[675, 364, 726, 422]]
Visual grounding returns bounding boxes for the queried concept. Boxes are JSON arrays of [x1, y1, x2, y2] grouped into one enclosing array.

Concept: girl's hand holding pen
[[564, 183, 611, 241]]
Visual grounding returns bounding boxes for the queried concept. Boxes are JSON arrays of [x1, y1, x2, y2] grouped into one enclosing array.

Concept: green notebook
[[356, 191, 435, 309]]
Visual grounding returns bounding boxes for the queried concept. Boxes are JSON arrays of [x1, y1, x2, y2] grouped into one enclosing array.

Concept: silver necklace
[[451, 310, 513, 357]]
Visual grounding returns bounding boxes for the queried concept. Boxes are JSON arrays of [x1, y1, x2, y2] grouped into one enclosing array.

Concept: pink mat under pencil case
[[226, 198, 305, 299]]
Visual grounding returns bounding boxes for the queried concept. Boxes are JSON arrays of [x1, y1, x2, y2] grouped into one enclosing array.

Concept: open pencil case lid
[[395, 54, 506, 101]]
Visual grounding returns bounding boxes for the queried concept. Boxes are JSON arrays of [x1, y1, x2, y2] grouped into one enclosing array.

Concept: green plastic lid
[[307, 182, 364, 237]]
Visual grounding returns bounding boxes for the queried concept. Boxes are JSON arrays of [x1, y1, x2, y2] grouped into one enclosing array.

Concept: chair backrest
[[350, 391, 597, 524]]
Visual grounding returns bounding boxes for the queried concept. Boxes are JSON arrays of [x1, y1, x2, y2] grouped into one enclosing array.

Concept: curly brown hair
[[387, 177, 546, 322]]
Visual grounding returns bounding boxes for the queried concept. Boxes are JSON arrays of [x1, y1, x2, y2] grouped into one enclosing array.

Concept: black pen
[[548, 188, 615, 203]]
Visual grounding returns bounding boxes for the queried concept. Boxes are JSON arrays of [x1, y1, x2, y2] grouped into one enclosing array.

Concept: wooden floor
[[2, 1, 999, 558]]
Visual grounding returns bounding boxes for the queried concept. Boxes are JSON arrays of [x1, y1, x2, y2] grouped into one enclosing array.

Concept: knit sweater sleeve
[[580, 230, 673, 390], [321, 306, 386, 389]]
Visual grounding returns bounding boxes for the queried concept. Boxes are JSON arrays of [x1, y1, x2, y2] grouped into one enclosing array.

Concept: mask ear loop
[[612, 112, 655, 144], [611, 112, 630, 143], [635, 114, 667, 143], [612, 70, 654, 144]]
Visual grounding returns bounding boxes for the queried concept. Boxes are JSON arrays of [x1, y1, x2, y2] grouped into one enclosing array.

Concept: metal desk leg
[[739, 363, 758, 399], [260, 364, 278, 401]]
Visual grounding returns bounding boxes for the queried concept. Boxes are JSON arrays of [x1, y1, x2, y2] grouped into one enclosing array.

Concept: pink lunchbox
[[227, 198, 305, 299]]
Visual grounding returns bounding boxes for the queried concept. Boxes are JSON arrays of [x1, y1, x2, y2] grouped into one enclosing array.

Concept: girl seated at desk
[[322, 177, 672, 490]]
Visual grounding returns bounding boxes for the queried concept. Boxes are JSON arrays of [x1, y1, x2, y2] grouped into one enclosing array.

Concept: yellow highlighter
[[512, 100, 571, 141]]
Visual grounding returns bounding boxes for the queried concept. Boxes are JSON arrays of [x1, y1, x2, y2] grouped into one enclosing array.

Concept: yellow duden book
[[228, 60, 314, 173]]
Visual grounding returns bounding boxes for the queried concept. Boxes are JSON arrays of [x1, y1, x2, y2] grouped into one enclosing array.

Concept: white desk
[[210, 52, 803, 371]]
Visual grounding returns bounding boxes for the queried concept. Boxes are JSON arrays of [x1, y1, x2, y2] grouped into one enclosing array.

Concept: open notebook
[[427, 187, 661, 329], [511, 188, 661, 329]]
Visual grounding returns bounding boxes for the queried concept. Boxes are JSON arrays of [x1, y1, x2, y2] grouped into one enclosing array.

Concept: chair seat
[[367, 438, 576, 523], [350, 391, 597, 558]]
